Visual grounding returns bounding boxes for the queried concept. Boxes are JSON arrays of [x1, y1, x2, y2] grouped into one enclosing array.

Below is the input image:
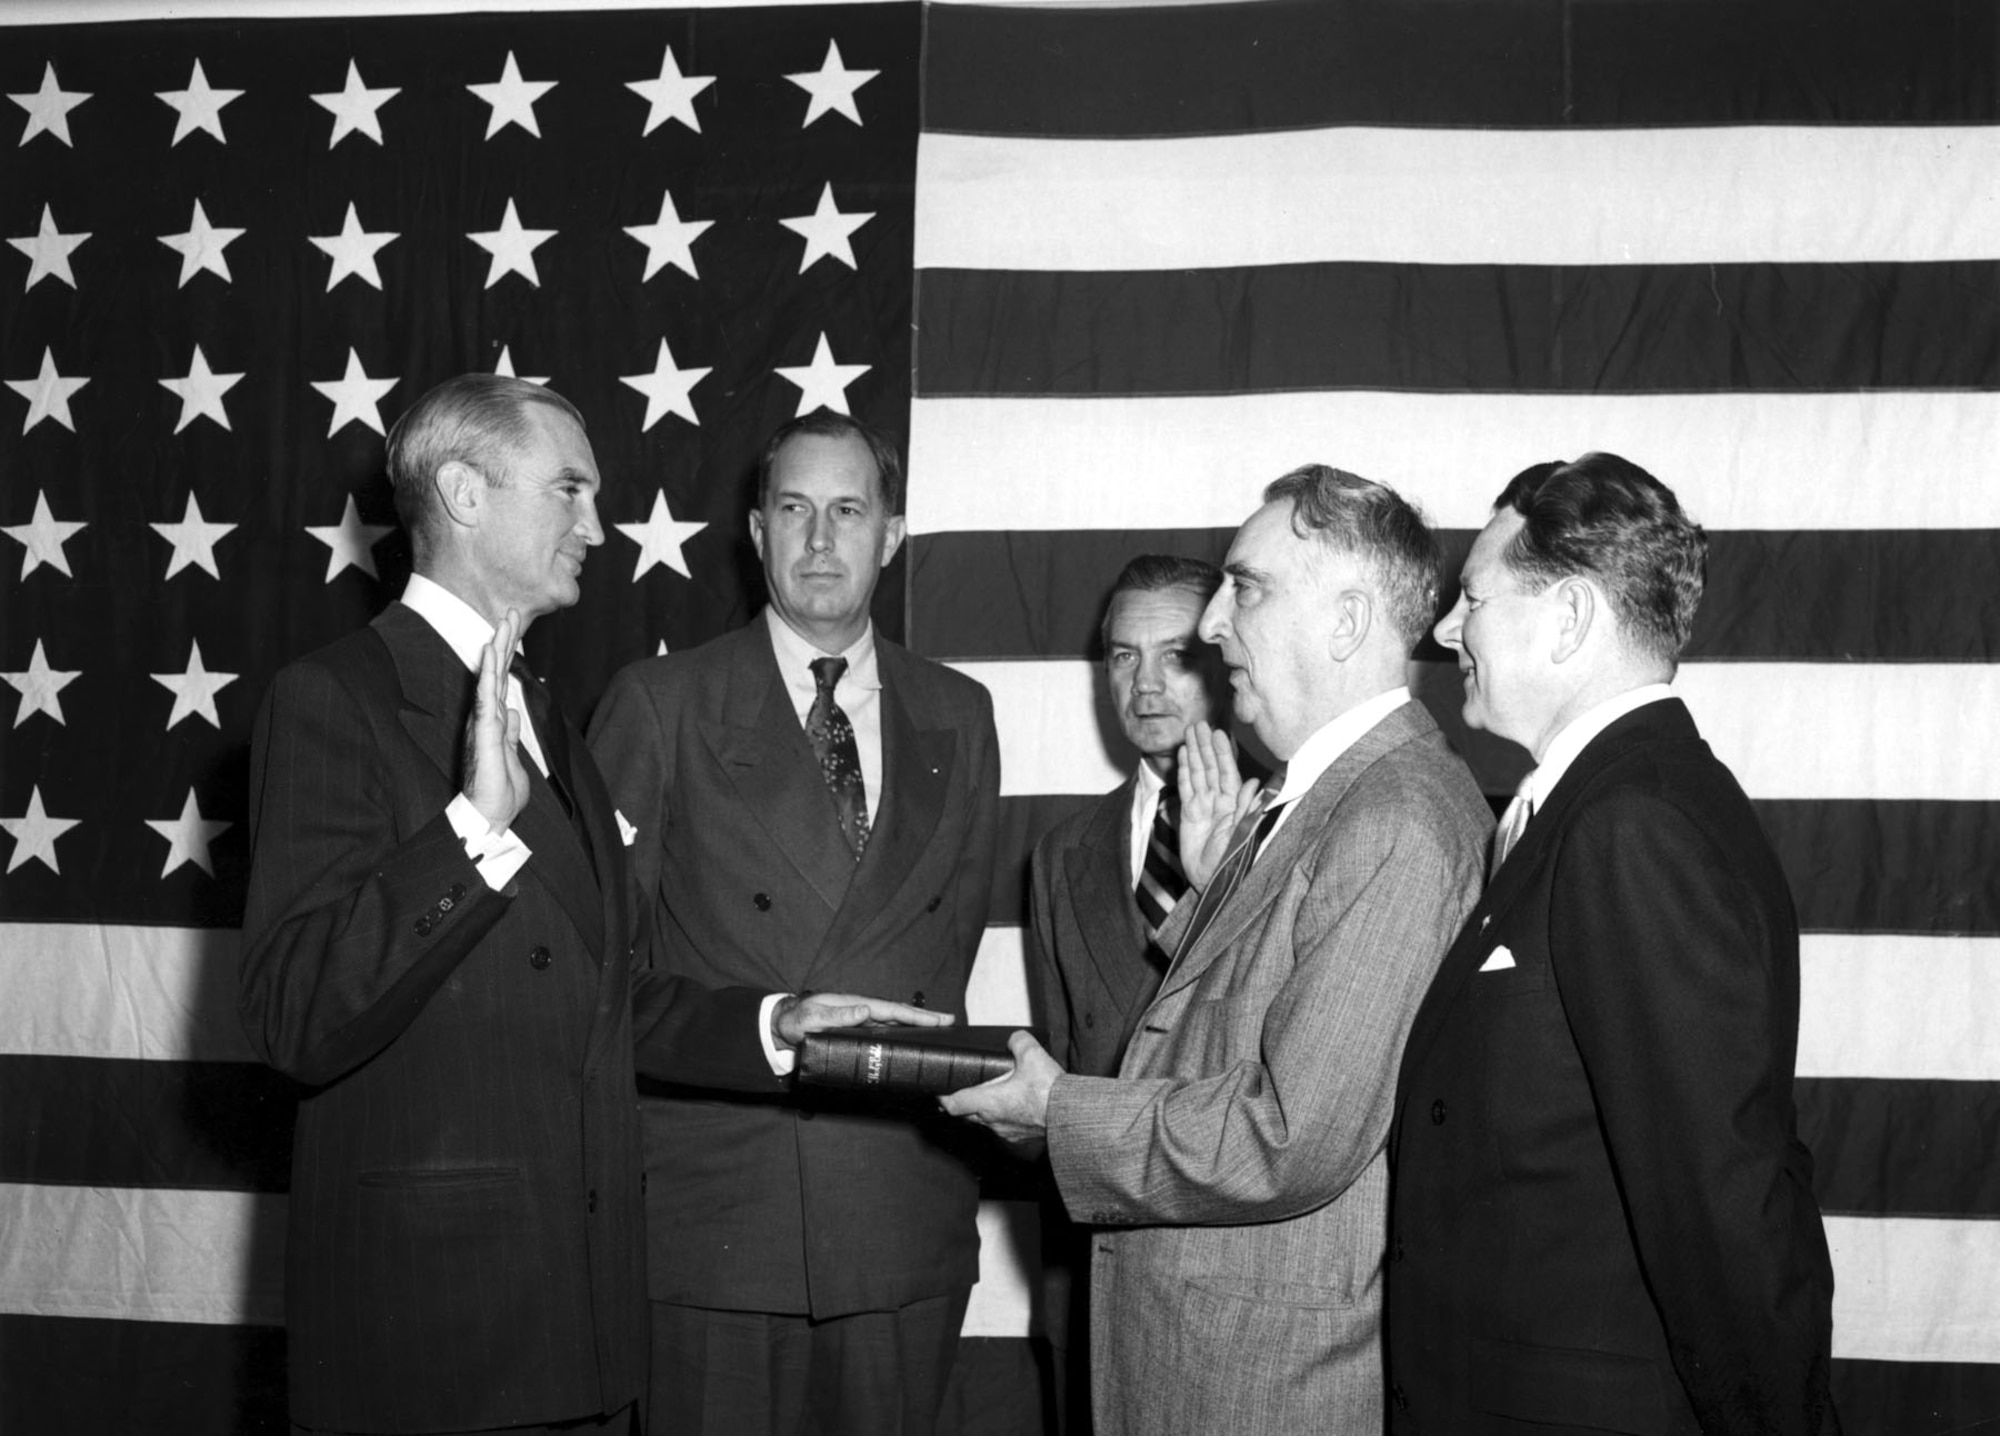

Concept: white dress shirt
[[1260, 686, 1413, 852], [1125, 761, 1169, 886]]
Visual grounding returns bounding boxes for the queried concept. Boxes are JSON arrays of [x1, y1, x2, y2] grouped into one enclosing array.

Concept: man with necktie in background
[[239, 376, 942, 1436], [1024, 554, 1228, 1432], [588, 410, 1001, 1436], [943, 466, 1490, 1435], [1386, 453, 1839, 1434]]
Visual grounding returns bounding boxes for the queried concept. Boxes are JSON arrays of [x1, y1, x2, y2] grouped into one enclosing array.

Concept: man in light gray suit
[[944, 465, 1490, 1435]]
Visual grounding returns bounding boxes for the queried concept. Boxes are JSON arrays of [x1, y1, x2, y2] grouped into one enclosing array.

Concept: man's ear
[[747, 507, 766, 562], [879, 514, 907, 568], [1549, 576, 1598, 664], [435, 460, 484, 531], [1324, 588, 1371, 662]]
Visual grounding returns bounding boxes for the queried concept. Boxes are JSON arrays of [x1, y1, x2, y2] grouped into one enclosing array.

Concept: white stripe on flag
[[916, 127, 2000, 270], [0, 923, 253, 1063], [0, 1183, 284, 1326], [964, 1198, 1039, 1339], [957, 659, 2000, 803], [907, 391, 2000, 534], [1798, 936, 2000, 1082], [1826, 1215, 2000, 1364]]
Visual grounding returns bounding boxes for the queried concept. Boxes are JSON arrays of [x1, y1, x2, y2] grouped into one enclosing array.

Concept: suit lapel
[[1398, 698, 1699, 1073], [704, 628, 857, 913], [1066, 780, 1155, 1000], [378, 603, 605, 956], [811, 647, 957, 970], [1155, 702, 1426, 1000]]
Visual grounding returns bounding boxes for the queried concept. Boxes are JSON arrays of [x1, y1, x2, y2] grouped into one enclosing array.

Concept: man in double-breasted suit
[[1387, 453, 1838, 1434], [1026, 553, 1227, 1431], [588, 410, 1001, 1436], [945, 466, 1490, 1435], [239, 377, 938, 1436]]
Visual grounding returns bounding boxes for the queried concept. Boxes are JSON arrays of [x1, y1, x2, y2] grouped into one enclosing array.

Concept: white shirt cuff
[[759, 992, 796, 1076], [446, 793, 531, 890]]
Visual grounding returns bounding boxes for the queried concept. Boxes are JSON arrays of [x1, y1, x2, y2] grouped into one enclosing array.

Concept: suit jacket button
[[1430, 1099, 1447, 1125], [1083, 1012, 1096, 1029], [414, 916, 433, 937], [438, 895, 454, 913], [911, 991, 925, 1008], [926, 895, 942, 913], [586, 1188, 597, 1213], [640, 1173, 648, 1197], [753, 892, 771, 911], [449, 882, 467, 902], [529, 945, 552, 970]]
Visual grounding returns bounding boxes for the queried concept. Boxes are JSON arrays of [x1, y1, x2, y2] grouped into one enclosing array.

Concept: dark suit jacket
[[1387, 698, 1838, 1436], [1028, 774, 1167, 1079], [238, 603, 774, 1434], [588, 619, 1002, 1317]]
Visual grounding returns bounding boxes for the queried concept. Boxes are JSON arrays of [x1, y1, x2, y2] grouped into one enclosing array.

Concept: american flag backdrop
[[2, 1, 1996, 1432]]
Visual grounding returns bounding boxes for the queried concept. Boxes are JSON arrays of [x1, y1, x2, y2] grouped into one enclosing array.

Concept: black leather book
[[795, 1025, 1039, 1097]]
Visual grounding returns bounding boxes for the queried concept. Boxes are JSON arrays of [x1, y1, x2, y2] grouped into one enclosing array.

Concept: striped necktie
[[1134, 782, 1188, 945]]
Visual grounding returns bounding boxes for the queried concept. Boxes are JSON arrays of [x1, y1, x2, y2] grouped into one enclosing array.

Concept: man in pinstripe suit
[[946, 466, 1490, 1435], [239, 375, 937, 1436]]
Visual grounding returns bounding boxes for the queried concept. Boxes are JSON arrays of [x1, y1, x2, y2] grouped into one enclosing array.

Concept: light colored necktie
[[1490, 770, 1537, 878]]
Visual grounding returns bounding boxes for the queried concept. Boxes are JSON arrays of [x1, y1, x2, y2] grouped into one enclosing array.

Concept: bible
[[795, 1025, 1038, 1097]]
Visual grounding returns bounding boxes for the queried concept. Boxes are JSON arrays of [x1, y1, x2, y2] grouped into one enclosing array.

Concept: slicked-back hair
[[756, 410, 906, 516], [1098, 554, 1224, 652], [1263, 465, 1442, 653], [386, 374, 585, 564], [1492, 452, 1707, 668]]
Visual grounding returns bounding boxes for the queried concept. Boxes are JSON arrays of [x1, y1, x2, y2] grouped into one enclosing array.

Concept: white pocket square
[[1478, 946, 1516, 972]]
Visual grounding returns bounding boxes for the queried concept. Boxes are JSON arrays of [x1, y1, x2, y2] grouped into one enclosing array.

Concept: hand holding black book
[[795, 1025, 1040, 1097]]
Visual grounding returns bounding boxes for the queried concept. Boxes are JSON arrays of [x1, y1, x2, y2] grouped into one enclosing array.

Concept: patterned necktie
[[1134, 782, 1189, 946], [1171, 783, 1283, 965], [1490, 770, 1537, 878], [808, 655, 870, 858]]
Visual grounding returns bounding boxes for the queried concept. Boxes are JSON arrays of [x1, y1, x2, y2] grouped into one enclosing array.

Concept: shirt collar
[[763, 606, 880, 691], [401, 572, 493, 672], [1528, 683, 1676, 803], [1271, 686, 1412, 807]]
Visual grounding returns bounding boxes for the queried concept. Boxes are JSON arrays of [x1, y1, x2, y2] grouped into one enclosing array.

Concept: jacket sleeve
[[585, 663, 672, 938], [238, 659, 508, 1087], [1553, 789, 1834, 1435], [1025, 830, 1076, 1071], [1047, 779, 1482, 1225]]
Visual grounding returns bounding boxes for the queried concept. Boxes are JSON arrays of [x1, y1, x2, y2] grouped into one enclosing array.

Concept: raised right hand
[[464, 608, 531, 832], [1178, 721, 1263, 889]]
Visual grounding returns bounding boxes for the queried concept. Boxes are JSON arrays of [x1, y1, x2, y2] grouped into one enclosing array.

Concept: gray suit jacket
[[1028, 774, 1168, 1079], [1044, 700, 1490, 1436]]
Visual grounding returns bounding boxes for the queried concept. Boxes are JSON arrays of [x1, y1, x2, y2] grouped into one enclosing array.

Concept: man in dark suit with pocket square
[[1386, 452, 1839, 1434], [239, 376, 936, 1436]]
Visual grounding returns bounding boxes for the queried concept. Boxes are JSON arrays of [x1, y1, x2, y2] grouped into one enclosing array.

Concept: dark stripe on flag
[[909, 531, 2000, 664], [917, 263, 2000, 397], [1830, 1359, 2000, 1436], [0, 1057, 295, 1192], [0, 1316, 284, 1433], [995, 795, 2000, 937], [925, 0, 1994, 138], [1800, 1078, 2000, 1218]]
